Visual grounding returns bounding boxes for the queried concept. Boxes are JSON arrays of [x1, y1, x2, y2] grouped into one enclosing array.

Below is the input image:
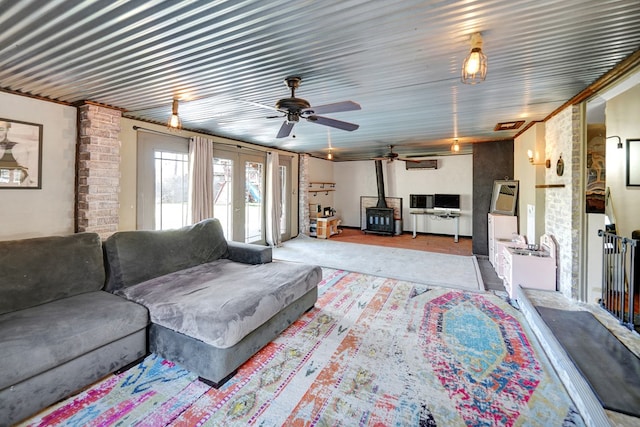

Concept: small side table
[[316, 216, 339, 239]]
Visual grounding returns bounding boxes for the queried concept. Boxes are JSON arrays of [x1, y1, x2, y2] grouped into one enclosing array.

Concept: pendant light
[[167, 99, 182, 130], [461, 33, 487, 84], [451, 139, 460, 153]]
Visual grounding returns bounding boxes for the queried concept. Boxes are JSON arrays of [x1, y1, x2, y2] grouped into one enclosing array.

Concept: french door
[[214, 148, 266, 244], [137, 133, 292, 243]]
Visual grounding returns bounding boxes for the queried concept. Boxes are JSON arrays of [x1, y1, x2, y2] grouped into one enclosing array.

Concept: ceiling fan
[[373, 145, 419, 163], [253, 76, 361, 138]]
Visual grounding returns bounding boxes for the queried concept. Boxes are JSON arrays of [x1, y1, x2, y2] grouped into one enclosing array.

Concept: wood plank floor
[[327, 226, 473, 256]]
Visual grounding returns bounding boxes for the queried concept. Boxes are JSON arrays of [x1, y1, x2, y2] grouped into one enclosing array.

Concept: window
[[137, 131, 189, 230], [154, 150, 189, 230]]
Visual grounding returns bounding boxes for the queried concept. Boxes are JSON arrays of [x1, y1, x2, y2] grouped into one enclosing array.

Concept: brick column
[[76, 103, 122, 239], [299, 154, 310, 235]]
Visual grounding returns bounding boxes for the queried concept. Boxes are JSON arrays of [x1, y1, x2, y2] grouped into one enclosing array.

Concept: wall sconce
[[606, 135, 623, 149], [167, 99, 182, 130], [527, 149, 550, 167], [461, 32, 488, 84], [451, 139, 460, 153]]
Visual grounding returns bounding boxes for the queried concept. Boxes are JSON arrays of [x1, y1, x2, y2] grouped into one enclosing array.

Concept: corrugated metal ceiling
[[1, 0, 639, 160]]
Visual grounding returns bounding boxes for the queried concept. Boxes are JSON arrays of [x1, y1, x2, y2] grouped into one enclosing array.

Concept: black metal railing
[[598, 230, 638, 331]]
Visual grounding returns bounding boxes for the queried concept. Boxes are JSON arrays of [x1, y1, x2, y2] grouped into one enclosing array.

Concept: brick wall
[[299, 154, 310, 235], [76, 104, 122, 239], [545, 105, 582, 299]]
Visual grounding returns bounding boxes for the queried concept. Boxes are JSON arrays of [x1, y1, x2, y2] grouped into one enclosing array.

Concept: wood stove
[[365, 207, 394, 234], [364, 160, 395, 235]]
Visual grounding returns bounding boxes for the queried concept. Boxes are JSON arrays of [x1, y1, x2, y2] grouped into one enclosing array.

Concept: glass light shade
[[167, 99, 182, 129], [461, 48, 487, 84], [451, 141, 460, 152], [168, 114, 181, 129]]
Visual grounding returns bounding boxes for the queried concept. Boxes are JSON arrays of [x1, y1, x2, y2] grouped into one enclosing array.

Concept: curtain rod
[[132, 125, 295, 157], [132, 125, 188, 139]]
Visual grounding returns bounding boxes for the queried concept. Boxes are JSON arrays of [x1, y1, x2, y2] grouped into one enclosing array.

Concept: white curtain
[[265, 151, 282, 247], [188, 136, 214, 224]]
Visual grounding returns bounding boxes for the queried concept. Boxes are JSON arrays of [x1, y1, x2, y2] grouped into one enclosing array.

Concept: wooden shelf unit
[[308, 181, 336, 195]]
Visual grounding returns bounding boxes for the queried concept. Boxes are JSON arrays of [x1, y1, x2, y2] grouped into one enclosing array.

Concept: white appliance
[[502, 234, 557, 299]]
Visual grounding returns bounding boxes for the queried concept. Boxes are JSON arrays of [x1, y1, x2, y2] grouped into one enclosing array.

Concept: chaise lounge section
[[103, 218, 322, 387]]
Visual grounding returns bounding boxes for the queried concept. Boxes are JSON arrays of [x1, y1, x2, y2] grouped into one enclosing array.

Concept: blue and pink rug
[[23, 269, 583, 426]]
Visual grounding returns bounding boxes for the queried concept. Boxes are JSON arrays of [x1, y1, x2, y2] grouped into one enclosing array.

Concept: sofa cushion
[[0, 291, 148, 390], [103, 219, 228, 292], [116, 259, 322, 349], [0, 233, 105, 315]]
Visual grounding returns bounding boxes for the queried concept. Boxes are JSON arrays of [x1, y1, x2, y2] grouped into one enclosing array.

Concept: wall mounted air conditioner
[[405, 159, 438, 170]]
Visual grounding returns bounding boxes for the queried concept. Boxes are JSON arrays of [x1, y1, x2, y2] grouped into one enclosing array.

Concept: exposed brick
[[76, 104, 122, 235], [544, 105, 582, 300]]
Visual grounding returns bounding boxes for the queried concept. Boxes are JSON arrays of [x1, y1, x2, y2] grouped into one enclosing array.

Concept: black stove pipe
[[374, 160, 388, 208]]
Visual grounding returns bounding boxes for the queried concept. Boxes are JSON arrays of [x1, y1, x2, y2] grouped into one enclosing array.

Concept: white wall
[[331, 155, 473, 236], [514, 122, 546, 244], [0, 92, 77, 240], [606, 83, 640, 239], [307, 156, 335, 216]]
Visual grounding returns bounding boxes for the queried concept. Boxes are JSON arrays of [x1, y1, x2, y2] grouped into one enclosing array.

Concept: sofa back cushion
[[0, 232, 105, 315], [103, 218, 228, 292]]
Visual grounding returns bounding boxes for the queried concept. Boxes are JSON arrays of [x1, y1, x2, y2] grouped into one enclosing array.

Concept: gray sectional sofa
[[0, 232, 149, 426], [103, 218, 322, 387], [0, 218, 321, 425]]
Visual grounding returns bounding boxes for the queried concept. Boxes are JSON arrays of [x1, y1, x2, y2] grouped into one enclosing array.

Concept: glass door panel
[[154, 150, 189, 230], [213, 157, 233, 239], [244, 160, 263, 243]]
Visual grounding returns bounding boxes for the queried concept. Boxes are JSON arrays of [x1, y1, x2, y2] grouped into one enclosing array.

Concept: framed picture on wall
[[0, 118, 43, 189], [627, 139, 640, 187]]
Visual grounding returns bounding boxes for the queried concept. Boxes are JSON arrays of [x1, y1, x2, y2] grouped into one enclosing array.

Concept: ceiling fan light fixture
[[461, 33, 487, 85], [167, 99, 182, 130]]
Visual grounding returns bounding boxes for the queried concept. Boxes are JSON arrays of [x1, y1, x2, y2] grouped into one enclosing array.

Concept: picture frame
[[0, 118, 42, 189], [626, 139, 640, 187]]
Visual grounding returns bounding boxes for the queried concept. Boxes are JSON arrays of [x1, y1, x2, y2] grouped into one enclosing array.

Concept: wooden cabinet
[[316, 216, 339, 239], [488, 213, 518, 268]]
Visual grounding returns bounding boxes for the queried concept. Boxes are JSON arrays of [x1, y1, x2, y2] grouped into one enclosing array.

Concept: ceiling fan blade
[[304, 100, 361, 115], [239, 99, 282, 113], [276, 121, 295, 138], [306, 115, 359, 132]]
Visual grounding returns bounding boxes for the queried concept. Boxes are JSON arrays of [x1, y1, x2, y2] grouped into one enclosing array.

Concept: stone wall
[[299, 154, 310, 235], [76, 104, 122, 238], [544, 105, 582, 299]]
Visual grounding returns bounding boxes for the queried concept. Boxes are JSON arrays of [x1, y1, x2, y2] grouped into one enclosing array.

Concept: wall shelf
[[308, 182, 336, 195], [535, 184, 566, 188]]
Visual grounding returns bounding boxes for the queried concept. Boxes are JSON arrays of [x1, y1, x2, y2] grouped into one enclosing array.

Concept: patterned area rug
[[23, 269, 583, 426]]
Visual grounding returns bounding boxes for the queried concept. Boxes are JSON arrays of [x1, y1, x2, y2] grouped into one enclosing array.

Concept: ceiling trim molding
[[540, 49, 640, 125]]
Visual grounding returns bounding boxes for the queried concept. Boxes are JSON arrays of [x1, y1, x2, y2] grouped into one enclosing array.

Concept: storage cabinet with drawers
[[487, 213, 518, 268]]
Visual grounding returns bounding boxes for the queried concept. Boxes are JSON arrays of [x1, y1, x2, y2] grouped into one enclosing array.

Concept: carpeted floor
[[23, 269, 583, 426], [273, 234, 483, 291]]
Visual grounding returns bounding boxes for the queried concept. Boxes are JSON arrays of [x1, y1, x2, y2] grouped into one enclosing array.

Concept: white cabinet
[[488, 213, 518, 268], [502, 246, 556, 298]]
